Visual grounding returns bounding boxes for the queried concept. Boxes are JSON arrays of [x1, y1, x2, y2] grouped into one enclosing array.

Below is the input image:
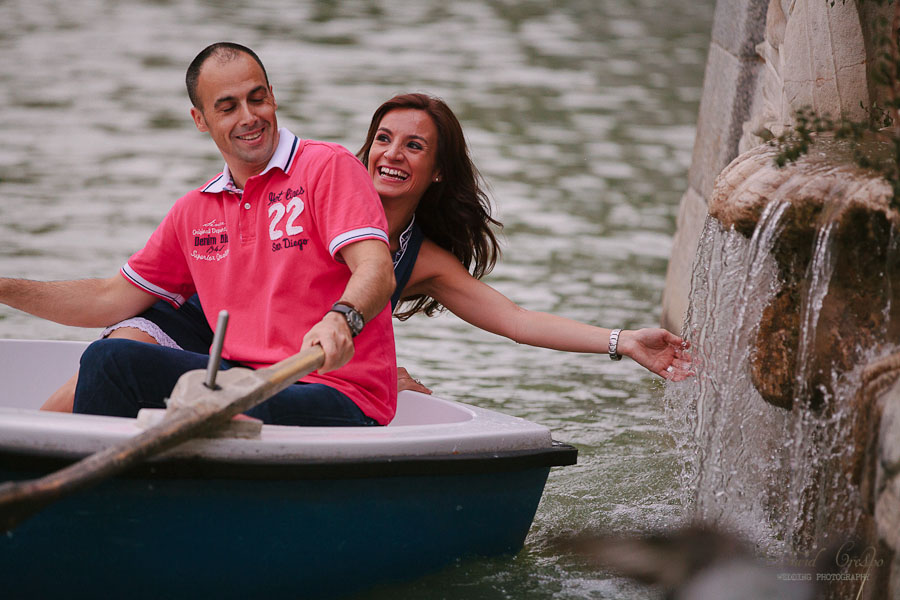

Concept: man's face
[[190, 52, 278, 184]]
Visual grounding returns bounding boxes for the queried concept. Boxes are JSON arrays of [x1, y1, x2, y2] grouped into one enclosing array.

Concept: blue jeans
[[73, 339, 378, 426], [134, 295, 214, 353]]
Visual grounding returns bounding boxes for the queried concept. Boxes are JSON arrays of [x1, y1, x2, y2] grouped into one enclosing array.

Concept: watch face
[[332, 303, 364, 336], [347, 311, 364, 335]]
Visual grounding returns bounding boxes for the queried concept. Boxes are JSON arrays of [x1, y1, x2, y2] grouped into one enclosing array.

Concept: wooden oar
[[0, 342, 325, 533]]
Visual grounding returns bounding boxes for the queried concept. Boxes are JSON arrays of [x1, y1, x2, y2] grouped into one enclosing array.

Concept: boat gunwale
[[0, 441, 577, 481]]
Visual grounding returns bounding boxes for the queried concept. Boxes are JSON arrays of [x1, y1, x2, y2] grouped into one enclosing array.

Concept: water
[[0, 1, 713, 597]]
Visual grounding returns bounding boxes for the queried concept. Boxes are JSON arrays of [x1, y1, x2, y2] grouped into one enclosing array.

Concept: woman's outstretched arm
[[403, 240, 691, 380]]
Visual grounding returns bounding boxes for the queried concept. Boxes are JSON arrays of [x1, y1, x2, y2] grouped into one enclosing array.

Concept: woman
[[359, 93, 689, 391], [43, 93, 688, 411]]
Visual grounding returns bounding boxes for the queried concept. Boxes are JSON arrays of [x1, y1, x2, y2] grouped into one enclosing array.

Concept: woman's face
[[367, 108, 440, 206]]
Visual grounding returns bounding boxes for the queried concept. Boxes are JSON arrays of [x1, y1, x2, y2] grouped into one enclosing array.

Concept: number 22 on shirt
[[268, 197, 304, 240]]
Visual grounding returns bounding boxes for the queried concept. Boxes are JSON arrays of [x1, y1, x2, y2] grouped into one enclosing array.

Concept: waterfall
[[665, 192, 900, 559], [667, 209, 794, 553]]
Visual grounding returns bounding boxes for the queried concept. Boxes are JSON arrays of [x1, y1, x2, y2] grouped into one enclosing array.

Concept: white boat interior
[[0, 339, 555, 463]]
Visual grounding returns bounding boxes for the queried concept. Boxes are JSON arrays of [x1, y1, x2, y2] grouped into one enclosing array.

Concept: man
[[0, 43, 397, 426]]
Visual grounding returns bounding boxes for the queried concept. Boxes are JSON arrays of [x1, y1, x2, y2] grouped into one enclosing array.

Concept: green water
[[0, 0, 714, 597]]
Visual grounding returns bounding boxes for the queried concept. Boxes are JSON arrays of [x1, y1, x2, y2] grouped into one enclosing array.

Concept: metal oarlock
[[204, 310, 229, 390]]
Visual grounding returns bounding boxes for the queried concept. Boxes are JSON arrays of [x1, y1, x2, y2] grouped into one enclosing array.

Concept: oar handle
[[256, 345, 326, 397]]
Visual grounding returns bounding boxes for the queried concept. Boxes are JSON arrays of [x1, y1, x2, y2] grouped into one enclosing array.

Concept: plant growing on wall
[[774, 0, 900, 206]]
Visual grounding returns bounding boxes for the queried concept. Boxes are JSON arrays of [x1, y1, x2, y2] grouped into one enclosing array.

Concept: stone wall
[[659, 0, 767, 333], [861, 356, 900, 597], [661, 0, 885, 333], [662, 0, 900, 593], [875, 380, 900, 597]]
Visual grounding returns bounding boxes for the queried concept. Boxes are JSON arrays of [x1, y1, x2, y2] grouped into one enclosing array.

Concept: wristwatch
[[329, 302, 365, 337]]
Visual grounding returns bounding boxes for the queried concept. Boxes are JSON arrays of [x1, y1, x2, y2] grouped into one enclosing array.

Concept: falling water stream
[[665, 150, 900, 576]]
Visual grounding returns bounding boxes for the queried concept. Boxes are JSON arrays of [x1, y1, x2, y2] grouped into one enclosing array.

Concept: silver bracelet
[[608, 329, 623, 361]]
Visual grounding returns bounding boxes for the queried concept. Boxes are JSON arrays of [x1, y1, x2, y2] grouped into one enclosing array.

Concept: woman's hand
[[618, 328, 692, 381], [398, 366, 432, 394]]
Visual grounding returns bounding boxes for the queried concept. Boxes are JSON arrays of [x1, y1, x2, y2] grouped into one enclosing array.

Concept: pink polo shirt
[[121, 129, 397, 424]]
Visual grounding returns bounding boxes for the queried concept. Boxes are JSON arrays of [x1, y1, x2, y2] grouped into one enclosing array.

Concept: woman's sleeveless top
[[390, 216, 424, 310]]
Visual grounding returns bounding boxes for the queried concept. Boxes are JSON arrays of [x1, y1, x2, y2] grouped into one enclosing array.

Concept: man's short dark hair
[[186, 42, 269, 110]]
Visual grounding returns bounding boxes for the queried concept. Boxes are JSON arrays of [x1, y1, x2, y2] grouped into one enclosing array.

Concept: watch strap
[[329, 302, 364, 337]]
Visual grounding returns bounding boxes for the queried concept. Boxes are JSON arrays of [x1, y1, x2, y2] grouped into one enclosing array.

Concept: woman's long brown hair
[[358, 93, 502, 320]]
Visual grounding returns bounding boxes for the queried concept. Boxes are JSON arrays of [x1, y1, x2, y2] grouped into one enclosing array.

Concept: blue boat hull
[[1, 454, 567, 599]]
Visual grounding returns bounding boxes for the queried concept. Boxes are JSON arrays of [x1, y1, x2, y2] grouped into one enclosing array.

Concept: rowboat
[[0, 338, 576, 599]]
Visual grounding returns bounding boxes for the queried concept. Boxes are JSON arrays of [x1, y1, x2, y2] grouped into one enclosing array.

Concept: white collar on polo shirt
[[201, 127, 300, 194]]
